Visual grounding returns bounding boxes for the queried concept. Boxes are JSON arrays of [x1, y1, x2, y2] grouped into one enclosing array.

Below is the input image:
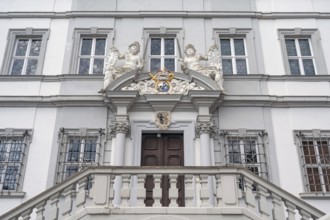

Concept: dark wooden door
[[141, 133, 185, 207]]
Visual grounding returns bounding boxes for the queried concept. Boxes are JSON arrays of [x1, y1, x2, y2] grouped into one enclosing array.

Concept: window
[[278, 29, 327, 75], [284, 38, 315, 75], [143, 28, 183, 72], [220, 38, 248, 75], [0, 129, 32, 193], [220, 129, 268, 179], [56, 128, 105, 183], [295, 130, 330, 193], [214, 28, 261, 75], [149, 37, 177, 72], [77, 37, 106, 74], [70, 28, 112, 75], [1, 28, 49, 75]]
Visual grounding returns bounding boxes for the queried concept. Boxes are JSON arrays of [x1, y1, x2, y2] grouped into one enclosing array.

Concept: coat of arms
[[155, 111, 171, 130], [149, 70, 175, 93]]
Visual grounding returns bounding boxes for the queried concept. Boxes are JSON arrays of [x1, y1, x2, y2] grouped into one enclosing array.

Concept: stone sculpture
[[179, 44, 224, 90], [102, 41, 144, 91]]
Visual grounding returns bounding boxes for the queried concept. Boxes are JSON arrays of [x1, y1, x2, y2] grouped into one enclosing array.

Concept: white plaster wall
[[0, 0, 72, 12], [267, 81, 330, 96], [43, 19, 69, 76], [22, 108, 57, 200], [317, 19, 330, 75], [258, 20, 285, 76], [219, 107, 266, 129], [257, 0, 330, 13], [0, 108, 36, 127]]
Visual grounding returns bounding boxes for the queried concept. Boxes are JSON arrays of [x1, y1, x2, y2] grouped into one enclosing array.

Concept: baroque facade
[[0, 0, 330, 219]]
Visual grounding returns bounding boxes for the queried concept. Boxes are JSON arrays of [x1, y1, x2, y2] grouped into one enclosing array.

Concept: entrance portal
[[141, 133, 185, 207]]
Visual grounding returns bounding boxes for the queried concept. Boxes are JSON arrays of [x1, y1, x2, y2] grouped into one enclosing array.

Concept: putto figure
[[102, 41, 144, 91], [179, 44, 224, 90]]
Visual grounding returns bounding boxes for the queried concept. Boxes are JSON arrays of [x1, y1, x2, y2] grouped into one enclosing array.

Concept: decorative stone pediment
[[106, 70, 221, 93]]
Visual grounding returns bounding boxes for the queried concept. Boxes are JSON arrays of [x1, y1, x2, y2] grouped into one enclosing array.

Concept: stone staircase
[[0, 166, 325, 220]]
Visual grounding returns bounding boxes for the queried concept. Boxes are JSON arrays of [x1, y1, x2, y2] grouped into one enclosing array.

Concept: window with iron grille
[[0, 129, 32, 192], [56, 128, 105, 183], [220, 130, 268, 179], [295, 131, 330, 193]]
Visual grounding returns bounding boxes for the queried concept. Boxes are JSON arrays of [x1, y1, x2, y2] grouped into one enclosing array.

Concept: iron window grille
[[220, 130, 268, 179], [295, 131, 330, 193], [0, 129, 32, 192], [56, 128, 105, 184]]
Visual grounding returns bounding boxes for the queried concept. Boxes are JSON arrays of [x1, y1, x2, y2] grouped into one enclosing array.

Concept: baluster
[[257, 185, 270, 217], [76, 176, 88, 209], [136, 174, 147, 207], [285, 201, 296, 220], [120, 174, 131, 207], [185, 174, 194, 207], [168, 174, 178, 207], [299, 209, 312, 220], [35, 201, 47, 220], [109, 174, 115, 207], [21, 209, 32, 220], [153, 174, 162, 207], [200, 174, 211, 207], [244, 177, 256, 210], [215, 174, 222, 207], [271, 193, 285, 220], [62, 184, 75, 217], [48, 193, 60, 220]]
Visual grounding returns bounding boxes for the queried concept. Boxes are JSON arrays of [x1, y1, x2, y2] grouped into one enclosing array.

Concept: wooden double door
[[141, 133, 185, 207]]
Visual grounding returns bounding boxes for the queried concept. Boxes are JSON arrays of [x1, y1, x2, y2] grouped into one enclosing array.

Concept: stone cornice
[[1, 74, 330, 83], [0, 94, 330, 108], [0, 74, 103, 82], [0, 95, 105, 107], [0, 11, 330, 19]]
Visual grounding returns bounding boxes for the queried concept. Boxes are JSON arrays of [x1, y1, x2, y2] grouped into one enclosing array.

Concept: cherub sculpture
[[102, 41, 144, 91], [179, 44, 224, 91]]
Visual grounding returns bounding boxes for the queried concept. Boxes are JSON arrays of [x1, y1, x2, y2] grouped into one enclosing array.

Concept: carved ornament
[[155, 111, 171, 130]]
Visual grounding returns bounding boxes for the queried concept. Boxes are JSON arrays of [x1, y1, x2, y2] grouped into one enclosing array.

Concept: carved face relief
[[155, 111, 171, 130]]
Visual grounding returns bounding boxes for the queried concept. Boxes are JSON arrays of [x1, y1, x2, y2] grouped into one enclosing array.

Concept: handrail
[[0, 166, 326, 219]]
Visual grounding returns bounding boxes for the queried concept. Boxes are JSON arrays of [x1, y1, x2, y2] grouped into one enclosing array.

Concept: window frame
[[295, 130, 330, 195], [219, 37, 249, 75], [214, 28, 259, 75], [220, 129, 269, 179], [143, 28, 183, 73], [70, 28, 112, 75], [1, 28, 49, 75], [0, 128, 32, 197], [278, 28, 327, 76], [55, 128, 105, 184]]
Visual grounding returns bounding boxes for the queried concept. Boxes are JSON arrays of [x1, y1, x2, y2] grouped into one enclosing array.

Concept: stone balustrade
[[0, 166, 325, 220]]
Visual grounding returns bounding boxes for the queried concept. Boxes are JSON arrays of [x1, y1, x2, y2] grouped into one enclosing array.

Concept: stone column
[[112, 121, 129, 166], [196, 119, 215, 206], [196, 121, 214, 166], [110, 119, 129, 206]]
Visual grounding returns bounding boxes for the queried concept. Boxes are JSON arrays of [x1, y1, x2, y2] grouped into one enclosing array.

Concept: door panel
[[141, 133, 184, 207]]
